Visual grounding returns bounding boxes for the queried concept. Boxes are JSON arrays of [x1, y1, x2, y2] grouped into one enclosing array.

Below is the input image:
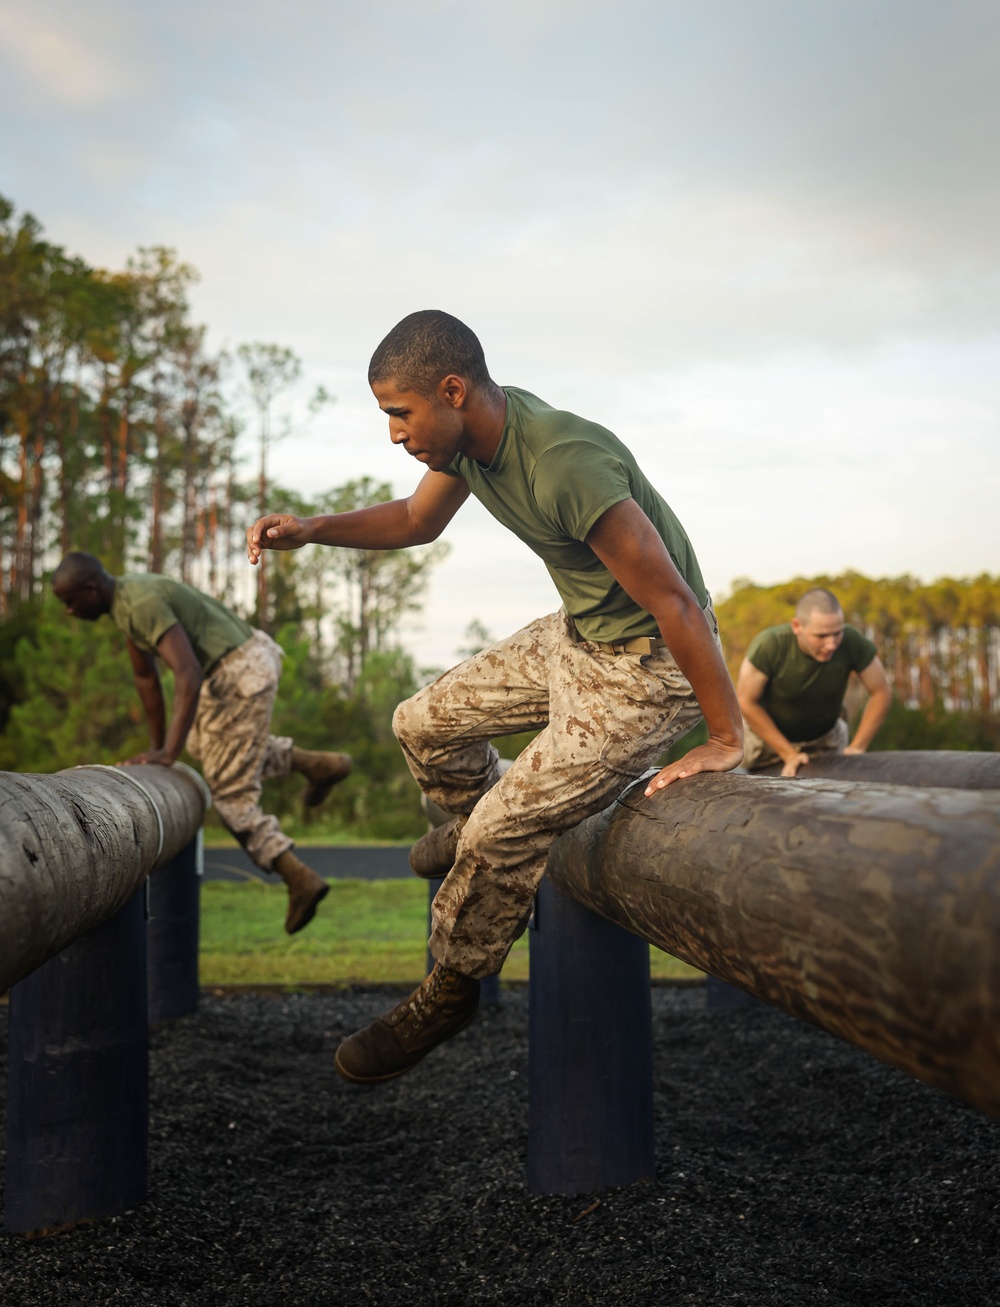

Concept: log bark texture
[[0, 766, 207, 995], [546, 772, 1000, 1117], [751, 749, 1000, 789]]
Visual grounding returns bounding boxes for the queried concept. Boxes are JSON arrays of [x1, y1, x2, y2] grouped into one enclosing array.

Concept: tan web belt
[[580, 632, 668, 656]]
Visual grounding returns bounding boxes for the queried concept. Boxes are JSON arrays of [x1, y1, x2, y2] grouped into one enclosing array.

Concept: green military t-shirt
[[110, 575, 253, 672], [746, 622, 878, 742], [444, 387, 707, 644]]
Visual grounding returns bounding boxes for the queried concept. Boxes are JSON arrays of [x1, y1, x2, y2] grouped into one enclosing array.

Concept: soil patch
[[2, 988, 998, 1306]]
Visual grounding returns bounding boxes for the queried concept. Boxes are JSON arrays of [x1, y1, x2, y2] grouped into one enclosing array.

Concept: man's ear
[[438, 374, 468, 409]]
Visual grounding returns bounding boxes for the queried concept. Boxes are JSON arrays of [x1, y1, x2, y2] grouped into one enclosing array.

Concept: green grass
[[199, 880, 703, 988]]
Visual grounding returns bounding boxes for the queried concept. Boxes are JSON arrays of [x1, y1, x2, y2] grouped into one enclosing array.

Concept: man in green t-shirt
[[51, 552, 352, 933], [736, 587, 892, 777], [246, 309, 744, 1084]]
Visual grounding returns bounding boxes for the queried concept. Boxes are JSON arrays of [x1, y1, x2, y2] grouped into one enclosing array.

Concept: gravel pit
[[1, 986, 998, 1306]]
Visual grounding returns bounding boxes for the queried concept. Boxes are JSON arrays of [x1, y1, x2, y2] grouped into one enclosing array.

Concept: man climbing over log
[[736, 587, 893, 777], [246, 309, 744, 1083], [51, 552, 352, 934]]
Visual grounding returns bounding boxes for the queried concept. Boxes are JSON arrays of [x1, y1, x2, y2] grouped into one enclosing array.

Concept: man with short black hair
[[248, 309, 744, 1082], [52, 552, 352, 933], [736, 586, 892, 777]]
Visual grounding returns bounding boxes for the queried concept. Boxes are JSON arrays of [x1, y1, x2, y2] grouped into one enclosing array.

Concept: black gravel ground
[[1, 986, 999, 1306]]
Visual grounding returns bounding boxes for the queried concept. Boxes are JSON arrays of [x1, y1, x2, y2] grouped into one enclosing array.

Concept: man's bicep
[[408, 470, 469, 539], [126, 636, 158, 679], [586, 498, 691, 610], [737, 659, 769, 704], [858, 655, 890, 696], [155, 624, 202, 678]]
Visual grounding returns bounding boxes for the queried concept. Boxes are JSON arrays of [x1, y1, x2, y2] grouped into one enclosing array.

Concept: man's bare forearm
[[162, 670, 203, 763], [134, 674, 167, 750], [849, 688, 892, 752], [651, 593, 742, 749], [739, 698, 797, 761], [304, 499, 437, 550]]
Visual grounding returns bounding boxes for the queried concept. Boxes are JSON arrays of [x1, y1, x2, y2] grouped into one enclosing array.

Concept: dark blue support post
[[4, 887, 149, 1235], [147, 833, 201, 1024], [705, 975, 763, 1011], [527, 876, 655, 1196], [427, 877, 501, 1005]]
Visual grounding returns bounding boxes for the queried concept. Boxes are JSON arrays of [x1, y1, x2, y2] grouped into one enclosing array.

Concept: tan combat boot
[[291, 746, 353, 808], [408, 814, 468, 878], [274, 849, 330, 934], [334, 963, 481, 1083]]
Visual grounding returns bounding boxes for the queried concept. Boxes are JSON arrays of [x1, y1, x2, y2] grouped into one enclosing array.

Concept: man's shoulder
[[747, 623, 793, 653], [505, 387, 619, 455], [841, 623, 878, 668]]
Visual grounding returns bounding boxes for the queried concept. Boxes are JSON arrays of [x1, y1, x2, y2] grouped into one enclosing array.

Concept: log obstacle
[[529, 764, 1000, 1194], [0, 764, 208, 995], [750, 748, 1000, 789], [2, 764, 206, 1234]]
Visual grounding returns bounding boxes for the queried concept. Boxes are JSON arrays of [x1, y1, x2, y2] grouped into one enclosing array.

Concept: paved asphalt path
[[202, 844, 413, 881]]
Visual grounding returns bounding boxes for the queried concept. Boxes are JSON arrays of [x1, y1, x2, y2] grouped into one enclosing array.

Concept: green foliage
[[872, 700, 1000, 752], [0, 595, 148, 771]]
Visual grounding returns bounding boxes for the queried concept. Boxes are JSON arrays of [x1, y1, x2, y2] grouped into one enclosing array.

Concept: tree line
[[716, 572, 1000, 751], [0, 194, 449, 835], [1, 195, 995, 839]]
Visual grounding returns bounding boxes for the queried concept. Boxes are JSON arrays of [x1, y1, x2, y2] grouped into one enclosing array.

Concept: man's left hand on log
[[644, 737, 745, 796]]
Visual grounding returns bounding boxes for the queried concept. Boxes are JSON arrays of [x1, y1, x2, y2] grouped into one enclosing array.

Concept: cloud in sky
[[1, 0, 998, 666]]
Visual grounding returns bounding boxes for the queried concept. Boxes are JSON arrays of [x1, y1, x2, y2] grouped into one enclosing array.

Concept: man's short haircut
[[368, 310, 492, 396], [795, 587, 843, 623], [53, 551, 107, 591]]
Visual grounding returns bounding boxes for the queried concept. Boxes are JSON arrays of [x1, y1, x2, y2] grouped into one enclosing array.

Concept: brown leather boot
[[408, 815, 468, 878], [291, 746, 353, 808], [274, 849, 330, 934], [334, 963, 480, 1083]]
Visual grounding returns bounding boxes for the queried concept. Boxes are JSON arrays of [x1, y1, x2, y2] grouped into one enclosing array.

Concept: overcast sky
[[2, 0, 998, 667]]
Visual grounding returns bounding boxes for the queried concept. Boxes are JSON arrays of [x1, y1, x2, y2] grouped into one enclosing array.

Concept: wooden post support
[[527, 876, 655, 1196], [147, 833, 202, 1025], [4, 887, 149, 1235]]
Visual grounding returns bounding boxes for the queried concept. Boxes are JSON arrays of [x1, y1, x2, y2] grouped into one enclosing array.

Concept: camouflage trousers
[[186, 630, 295, 872], [741, 715, 849, 771], [394, 604, 718, 978]]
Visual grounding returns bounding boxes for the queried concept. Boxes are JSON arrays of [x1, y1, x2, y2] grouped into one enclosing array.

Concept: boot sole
[[333, 1008, 479, 1084]]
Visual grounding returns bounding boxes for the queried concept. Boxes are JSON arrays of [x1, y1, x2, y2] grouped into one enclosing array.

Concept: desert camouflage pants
[[741, 715, 849, 771], [394, 604, 718, 978], [186, 630, 295, 872]]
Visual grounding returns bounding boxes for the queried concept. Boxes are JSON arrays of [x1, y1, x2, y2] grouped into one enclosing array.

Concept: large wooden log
[[751, 749, 1000, 789], [0, 765, 207, 995], [546, 772, 1000, 1117]]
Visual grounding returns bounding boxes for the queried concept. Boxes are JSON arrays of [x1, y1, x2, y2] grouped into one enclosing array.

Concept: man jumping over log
[[246, 309, 743, 1083], [51, 553, 352, 933], [736, 587, 893, 777]]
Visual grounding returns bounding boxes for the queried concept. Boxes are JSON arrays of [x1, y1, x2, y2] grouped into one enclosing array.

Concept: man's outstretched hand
[[247, 514, 312, 565], [644, 737, 744, 797]]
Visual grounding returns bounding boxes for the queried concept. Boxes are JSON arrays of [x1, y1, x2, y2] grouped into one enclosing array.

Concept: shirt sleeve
[[125, 596, 182, 652], [843, 626, 878, 673], [531, 442, 633, 541], [746, 629, 779, 678]]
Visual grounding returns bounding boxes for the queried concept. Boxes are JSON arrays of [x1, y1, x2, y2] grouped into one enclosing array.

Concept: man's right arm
[[246, 470, 470, 563], [126, 637, 167, 750], [736, 658, 810, 778]]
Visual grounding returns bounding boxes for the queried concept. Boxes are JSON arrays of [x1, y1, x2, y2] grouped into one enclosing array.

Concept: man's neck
[[461, 384, 508, 466]]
